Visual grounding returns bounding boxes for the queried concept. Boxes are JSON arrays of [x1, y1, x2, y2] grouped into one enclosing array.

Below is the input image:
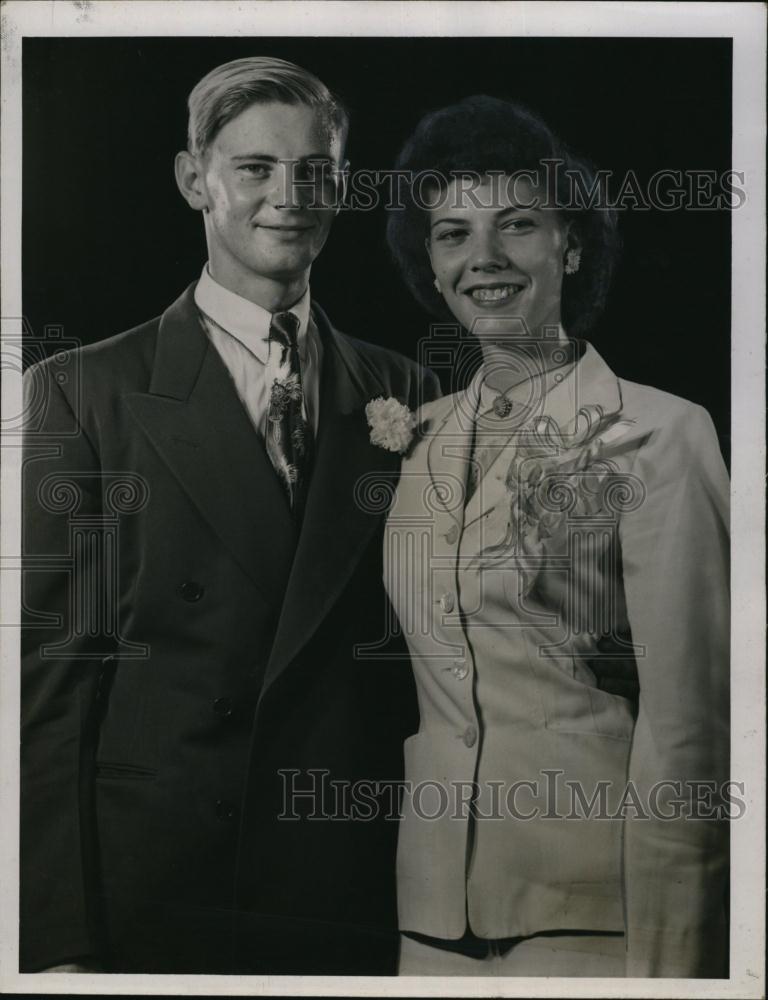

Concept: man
[[21, 56, 439, 975]]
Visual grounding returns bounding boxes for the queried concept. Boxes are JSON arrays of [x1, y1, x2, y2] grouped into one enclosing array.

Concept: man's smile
[[256, 223, 314, 232]]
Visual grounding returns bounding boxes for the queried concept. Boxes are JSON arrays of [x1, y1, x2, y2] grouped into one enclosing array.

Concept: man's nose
[[269, 160, 308, 211]]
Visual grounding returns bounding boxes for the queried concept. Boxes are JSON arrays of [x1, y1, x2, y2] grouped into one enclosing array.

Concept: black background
[[22, 37, 731, 457]]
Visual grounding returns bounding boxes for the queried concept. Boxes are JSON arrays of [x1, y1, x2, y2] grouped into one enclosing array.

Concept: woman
[[382, 97, 729, 977]]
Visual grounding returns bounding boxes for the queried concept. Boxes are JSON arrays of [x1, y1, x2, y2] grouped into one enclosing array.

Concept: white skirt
[[398, 930, 626, 977]]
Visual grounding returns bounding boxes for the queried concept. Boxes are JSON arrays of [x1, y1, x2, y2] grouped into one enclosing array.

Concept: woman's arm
[[619, 402, 730, 977]]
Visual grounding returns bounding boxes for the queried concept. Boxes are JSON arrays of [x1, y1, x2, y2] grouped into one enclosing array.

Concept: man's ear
[[334, 158, 351, 215], [175, 150, 209, 212]]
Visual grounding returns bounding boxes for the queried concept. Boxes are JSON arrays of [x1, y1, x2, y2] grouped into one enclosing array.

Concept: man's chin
[[241, 255, 315, 281]]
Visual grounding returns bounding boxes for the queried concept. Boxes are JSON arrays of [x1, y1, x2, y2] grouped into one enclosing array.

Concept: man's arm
[[21, 357, 109, 971]]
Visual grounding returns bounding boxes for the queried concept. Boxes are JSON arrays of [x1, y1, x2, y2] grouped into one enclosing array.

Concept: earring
[[565, 249, 581, 275], [433, 277, 442, 294]]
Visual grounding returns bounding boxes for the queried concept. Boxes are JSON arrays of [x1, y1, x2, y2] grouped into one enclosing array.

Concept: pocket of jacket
[[531, 653, 635, 741], [95, 658, 159, 771], [95, 760, 158, 780]]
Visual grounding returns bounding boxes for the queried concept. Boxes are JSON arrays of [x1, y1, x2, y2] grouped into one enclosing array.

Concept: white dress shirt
[[193, 265, 323, 437]]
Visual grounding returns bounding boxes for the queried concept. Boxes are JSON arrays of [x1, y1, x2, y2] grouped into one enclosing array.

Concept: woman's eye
[[502, 218, 535, 232], [435, 228, 467, 242]]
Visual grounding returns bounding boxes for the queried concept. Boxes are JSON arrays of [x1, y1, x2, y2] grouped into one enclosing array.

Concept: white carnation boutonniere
[[365, 396, 417, 455]]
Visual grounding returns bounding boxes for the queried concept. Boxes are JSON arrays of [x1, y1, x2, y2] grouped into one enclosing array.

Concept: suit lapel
[[425, 387, 477, 529], [125, 284, 297, 603], [260, 305, 401, 694], [461, 429, 515, 529]]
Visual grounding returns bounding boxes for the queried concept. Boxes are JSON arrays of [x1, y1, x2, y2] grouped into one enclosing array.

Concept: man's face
[[198, 101, 343, 295]]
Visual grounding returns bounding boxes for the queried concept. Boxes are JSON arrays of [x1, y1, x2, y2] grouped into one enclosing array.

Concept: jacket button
[[445, 524, 459, 545], [440, 592, 455, 613], [452, 662, 469, 680], [180, 580, 204, 602], [213, 697, 233, 718], [463, 724, 478, 748], [215, 799, 237, 821]]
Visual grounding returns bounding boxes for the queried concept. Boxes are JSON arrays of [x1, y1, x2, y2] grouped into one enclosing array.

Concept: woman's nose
[[469, 230, 509, 271]]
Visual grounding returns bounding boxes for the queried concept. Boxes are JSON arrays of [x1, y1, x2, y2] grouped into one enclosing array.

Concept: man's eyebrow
[[230, 154, 278, 162], [229, 153, 335, 162]]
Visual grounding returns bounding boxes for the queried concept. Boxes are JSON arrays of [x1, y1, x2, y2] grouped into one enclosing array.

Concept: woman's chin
[[468, 320, 559, 344]]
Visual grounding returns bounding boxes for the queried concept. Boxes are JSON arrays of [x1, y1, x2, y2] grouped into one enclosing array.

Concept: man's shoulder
[[336, 329, 417, 373], [329, 323, 440, 407], [81, 314, 160, 364], [30, 314, 161, 393]]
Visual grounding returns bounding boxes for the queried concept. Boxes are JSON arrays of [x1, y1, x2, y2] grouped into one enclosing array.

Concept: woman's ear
[[563, 222, 583, 276], [424, 238, 442, 294], [425, 236, 434, 269], [175, 150, 209, 212], [564, 220, 582, 254]]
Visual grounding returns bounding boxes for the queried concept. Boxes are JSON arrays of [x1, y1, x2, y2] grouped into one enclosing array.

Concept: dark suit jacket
[[20, 283, 440, 974]]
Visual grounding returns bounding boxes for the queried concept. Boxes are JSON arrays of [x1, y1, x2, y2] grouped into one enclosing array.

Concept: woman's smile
[[463, 281, 526, 305]]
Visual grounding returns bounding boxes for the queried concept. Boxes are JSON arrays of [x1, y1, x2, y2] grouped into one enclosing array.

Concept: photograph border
[[1, 3, 765, 997]]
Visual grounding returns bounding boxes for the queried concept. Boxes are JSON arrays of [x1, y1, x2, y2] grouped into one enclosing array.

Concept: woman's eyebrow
[[497, 204, 542, 215], [430, 217, 468, 230], [430, 205, 542, 230]]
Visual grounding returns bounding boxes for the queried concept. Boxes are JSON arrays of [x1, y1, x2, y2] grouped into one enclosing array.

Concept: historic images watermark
[[277, 768, 746, 822], [262, 160, 746, 212]]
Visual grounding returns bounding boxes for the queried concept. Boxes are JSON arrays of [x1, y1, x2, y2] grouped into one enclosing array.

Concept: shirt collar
[[193, 264, 311, 363]]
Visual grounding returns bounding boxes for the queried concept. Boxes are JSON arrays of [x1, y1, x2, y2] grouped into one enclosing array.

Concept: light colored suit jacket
[[384, 343, 729, 977]]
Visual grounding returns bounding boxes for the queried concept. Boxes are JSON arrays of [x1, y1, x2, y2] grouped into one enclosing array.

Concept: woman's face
[[426, 174, 572, 340]]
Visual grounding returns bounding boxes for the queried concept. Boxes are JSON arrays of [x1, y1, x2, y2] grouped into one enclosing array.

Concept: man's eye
[[239, 164, 270, 178], [298, 162, 334, 183]]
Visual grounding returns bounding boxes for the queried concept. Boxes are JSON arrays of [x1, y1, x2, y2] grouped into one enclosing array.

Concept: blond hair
[[187, 56, 348, 156]]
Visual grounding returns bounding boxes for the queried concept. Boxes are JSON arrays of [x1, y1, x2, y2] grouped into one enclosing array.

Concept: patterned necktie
[[266, 311, 311, 516]]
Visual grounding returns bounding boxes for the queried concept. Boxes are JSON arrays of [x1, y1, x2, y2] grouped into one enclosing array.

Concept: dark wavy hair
[[386, 95, 620, 336]]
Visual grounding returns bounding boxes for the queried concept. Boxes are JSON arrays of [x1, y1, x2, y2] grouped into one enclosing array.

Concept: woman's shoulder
[[618, 377, 700, 419], [616, 378, 726, 474], [618, 378, 715, 436]]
